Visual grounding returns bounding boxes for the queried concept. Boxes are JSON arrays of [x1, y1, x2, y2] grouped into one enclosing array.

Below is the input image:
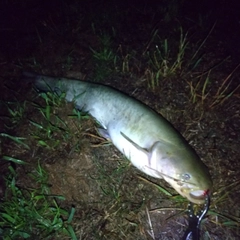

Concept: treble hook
[[182, 194, 210, 240]]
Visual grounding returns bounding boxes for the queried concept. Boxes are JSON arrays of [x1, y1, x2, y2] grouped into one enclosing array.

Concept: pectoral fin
[[120, 132, 149, 155], [120, 132, 165, 179]]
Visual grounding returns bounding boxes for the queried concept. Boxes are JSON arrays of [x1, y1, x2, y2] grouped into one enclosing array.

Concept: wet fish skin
[[23, 72, 212, 204]]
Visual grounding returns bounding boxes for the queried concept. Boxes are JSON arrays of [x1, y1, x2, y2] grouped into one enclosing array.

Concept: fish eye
[[182, 173, 191, 181]]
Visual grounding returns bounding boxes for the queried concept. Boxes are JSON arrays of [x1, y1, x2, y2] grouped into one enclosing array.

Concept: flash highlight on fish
[[23, 72, 212, 204]]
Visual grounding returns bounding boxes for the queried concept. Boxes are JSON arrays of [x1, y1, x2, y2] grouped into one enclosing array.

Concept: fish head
[[161, 170, 211, 204], [150, 141, 212, 204], [120, 132, 212, 204]]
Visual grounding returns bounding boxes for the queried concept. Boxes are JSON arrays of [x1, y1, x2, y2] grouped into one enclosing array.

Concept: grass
[[2, 100, 26, 129], [0, 133, 30, 150], [90, 32, 115, 62], [90, 31, 118, 81], [144, 28, 189, 89], [91, 154, 132, 202], [0, 89, 87, 239], [0, 163, 77, 240], [29, 91, 70, 149], [0, 132, 28, 165], [188, 63, 240, 109], [208, 180, 240, 229], [144, 22, 218, 91], [187, 70, 212, 106], [208, 63, 240, 108]]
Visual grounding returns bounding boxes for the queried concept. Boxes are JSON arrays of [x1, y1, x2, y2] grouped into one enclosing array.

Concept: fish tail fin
[[22, 72, 63, 93]]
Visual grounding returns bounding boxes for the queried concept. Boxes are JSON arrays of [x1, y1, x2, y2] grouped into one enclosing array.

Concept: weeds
[[116, 45, 139, 74], [90, 32, 116, 62], [188, 21, 217, 69], [2, 156, 26, 165], [208, 63, 240, 108], [39, 91, 66, 107], [0, 133, 30, 150], [92, 156, 131, 202], [0, 164, 77, 239], [188, 70, 212, 106], [208, 211, 240, 228], [145, 28, 189, 89], [90, 32, 118, 80], [29, 91, 69, 149], [0, 131, 29, 165], [90, 46, 115, 62], [188, 63, 240, 109], [2, 100, 26, 128], [144, 23, 218, 90]]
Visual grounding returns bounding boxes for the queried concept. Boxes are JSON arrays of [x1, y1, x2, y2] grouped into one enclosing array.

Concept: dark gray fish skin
[[23, 72, 212, 204]]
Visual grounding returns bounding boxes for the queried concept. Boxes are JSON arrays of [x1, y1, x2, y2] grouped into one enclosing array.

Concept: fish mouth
[[188, 189, 208, 204], [177, 186, 209, 204]]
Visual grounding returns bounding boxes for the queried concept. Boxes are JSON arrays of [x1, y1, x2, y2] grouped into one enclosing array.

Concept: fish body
[[24, 72, 212, 204]]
